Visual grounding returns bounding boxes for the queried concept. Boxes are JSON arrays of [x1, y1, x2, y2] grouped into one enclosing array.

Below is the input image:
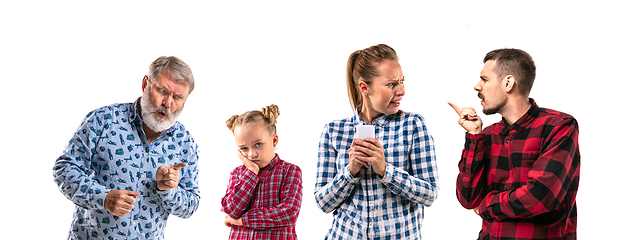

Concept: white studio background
[[1, 1, 640, 239]]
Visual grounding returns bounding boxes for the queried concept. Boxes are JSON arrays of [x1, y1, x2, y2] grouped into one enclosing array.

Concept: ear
[[272, 134, 279, 147], [142, 75, 149, 92], [503, 75, 516, 93], [358, 80, 369, 97]]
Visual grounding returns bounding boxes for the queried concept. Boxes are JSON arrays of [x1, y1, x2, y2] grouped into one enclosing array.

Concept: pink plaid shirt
[[222, 154, 303, 240]]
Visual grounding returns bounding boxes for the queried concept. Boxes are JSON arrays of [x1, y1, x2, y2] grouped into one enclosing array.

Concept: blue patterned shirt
[[315, 110, 439, 240], [53, 99, 200, 240]]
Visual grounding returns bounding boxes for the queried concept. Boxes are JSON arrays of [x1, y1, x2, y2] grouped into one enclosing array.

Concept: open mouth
[[390, 100, 401, 107], [158, 111, 167, 118]]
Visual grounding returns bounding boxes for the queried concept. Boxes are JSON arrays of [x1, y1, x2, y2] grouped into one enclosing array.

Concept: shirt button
[[492, 234, 496, 238], [505, 140, 510, 144]]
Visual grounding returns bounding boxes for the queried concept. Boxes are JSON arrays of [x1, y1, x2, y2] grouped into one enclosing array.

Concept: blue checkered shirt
[[315, 110, 439, 240]]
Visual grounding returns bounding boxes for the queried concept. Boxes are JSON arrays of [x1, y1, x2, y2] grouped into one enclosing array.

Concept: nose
[[248, 149, 258, 159], [396, 82, 406, 96], [162, 95, 173, 109], [474, 80, 482, 92]]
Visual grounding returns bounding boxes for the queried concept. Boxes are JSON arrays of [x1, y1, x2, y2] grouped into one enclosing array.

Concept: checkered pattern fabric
[[456, 99, 580, 240], [222, 155, 303, 239], [315, 110, 439, 240]]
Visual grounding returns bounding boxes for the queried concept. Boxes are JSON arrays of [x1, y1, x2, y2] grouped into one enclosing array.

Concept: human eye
[[254, 142, 263, 147], [156, 87, 168, 95], [239, 147, 248, 152]]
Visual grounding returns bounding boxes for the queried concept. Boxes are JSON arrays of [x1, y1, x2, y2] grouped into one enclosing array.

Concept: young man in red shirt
[[449, 48, 580, 240]]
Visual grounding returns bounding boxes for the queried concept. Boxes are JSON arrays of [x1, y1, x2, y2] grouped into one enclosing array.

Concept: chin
[[386, 108, 400, 115]]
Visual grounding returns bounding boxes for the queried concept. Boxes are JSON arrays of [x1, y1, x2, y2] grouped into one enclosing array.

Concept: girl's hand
[[238, 150, 260, 175], [352, 138, 386, 177], [221, 209, 243, 227], [224, 215, 243, 227]]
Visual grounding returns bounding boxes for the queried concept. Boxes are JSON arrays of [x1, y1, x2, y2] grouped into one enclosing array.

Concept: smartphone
[[355, 125, 375, 139]]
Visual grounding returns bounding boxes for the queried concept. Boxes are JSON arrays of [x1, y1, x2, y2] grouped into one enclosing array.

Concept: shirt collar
[[263, 154, 282, 170], [501, 98, 539, 134], [131, 98, 143, 125], [353, 106, 403, 127]]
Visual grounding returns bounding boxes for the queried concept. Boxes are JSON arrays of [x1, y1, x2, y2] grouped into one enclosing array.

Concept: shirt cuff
[[95, 187, 110, 210], [340, 164, 360, 183], [379, 163, 395, 185], [242, 168, 260, 182], [465, 132, 484, 150], [158, 187, 177, 202]]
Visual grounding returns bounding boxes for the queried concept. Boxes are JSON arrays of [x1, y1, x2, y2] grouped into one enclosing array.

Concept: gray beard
[[140, 91, 182, 133]]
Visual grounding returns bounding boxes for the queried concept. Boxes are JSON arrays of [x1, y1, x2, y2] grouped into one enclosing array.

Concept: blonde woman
[[315, 44, 439, 239]]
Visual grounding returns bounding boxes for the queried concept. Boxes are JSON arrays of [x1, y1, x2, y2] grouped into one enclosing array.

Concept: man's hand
[[448, 102, 483, 134], [351, 138, 387, 177], [105, 190, 139, 217], [156, 162, 187, 191]]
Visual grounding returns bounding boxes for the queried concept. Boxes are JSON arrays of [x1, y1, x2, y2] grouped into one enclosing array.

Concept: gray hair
[[147, 56, 195, 93]]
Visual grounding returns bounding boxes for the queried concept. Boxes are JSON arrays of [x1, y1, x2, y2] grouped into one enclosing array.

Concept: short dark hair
[[484, 49, 536, 96]]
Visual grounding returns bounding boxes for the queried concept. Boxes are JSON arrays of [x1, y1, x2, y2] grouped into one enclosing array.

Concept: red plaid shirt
[[222, 154, 303, 240], [456, 99, 580, 240]]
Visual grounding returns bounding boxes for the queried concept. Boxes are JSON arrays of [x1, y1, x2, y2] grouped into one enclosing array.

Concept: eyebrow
[[155, 84, 185, 98], [237, 139, 263, 147], [386, 77, 405, 82]]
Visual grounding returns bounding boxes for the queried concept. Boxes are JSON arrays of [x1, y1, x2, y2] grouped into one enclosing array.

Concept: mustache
[[478, 92, 483, 100], [155, 105, 172, 116]]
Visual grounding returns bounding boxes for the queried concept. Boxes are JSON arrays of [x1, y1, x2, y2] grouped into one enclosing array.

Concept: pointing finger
[[172, 162, 187, 170], [448, 102, 462, 115], [125, 190, 140, 197]]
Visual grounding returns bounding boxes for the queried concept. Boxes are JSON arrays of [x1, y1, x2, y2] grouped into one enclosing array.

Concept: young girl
[[221, 104, 303, 239]]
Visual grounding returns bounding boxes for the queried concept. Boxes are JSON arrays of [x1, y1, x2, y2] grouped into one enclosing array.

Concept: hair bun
[[225, 114, 239, 130], [261, 104, 280, 125]]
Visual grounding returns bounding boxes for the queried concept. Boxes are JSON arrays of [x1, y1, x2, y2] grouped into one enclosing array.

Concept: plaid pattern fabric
[[456, 99, 580, 240], [222, 155, 303, 240], [315, 110, 439, 240]]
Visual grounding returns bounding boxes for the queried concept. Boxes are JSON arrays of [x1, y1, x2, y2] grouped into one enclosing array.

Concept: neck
[[142, 123, 161, 144], [500, 97, 532, 125], [358, 105, 382, 124]]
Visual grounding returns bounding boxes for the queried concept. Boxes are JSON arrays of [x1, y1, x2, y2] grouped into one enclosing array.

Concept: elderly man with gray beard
[[53, 56, 200, 240]]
